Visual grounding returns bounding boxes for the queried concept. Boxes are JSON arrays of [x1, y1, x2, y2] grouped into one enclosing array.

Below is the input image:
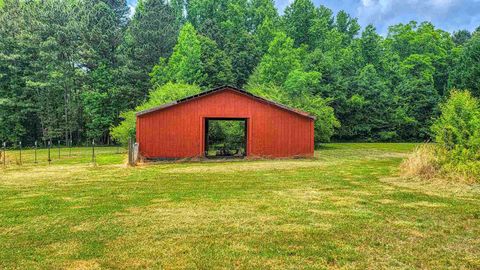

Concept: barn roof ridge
[[136, 85, 316, 120]]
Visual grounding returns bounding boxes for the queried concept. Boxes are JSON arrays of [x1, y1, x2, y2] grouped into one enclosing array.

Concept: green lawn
[[0, 143, 479, 269]]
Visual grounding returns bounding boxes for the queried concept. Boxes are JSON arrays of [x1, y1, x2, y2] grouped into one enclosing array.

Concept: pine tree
[[0, 0, 35, 142], [117, 0, 179, 104]]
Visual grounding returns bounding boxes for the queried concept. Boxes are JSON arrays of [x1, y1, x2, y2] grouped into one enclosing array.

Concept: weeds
[[400, 144, 439, 179], [401, 144, 479, 183]]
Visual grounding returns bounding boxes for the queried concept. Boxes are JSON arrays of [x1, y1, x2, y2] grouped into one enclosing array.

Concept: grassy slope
[[0, 143, 479, 269]]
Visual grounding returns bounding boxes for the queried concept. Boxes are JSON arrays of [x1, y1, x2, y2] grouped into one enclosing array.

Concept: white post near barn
[[128, 138, 138, 166]]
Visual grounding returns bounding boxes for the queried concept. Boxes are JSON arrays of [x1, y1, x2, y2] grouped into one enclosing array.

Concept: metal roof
[[135, 85, 316, 120]]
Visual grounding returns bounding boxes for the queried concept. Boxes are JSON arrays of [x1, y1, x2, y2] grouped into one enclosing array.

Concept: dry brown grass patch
[[400, 144, 439, 179]]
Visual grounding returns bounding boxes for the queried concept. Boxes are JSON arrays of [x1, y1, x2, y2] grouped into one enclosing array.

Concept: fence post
[[85, 140, 88, 159], [128, 137, 132, 166], [48, 140, 51, 165], [133, 142, 139, 165], [19, 141, 22, 165], [92, 139, 96, 165], [69, 139, 72, 157], [34, 141, 38, 164], [58, 140, 60, 159], [2, 142, 5, 167]]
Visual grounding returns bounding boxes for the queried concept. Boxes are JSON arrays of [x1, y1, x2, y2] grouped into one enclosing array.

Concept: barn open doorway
[[204, 118, 247, 158]]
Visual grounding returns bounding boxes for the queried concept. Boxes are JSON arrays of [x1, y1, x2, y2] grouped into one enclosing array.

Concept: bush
[[432, 90, 480, 153], [403, 90, 480, 182], [431, 90, 480, 181], [402, 144, 480, 182]]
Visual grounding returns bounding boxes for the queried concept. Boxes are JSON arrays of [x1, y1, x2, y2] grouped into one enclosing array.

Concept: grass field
[[0, 143, 479, 269]]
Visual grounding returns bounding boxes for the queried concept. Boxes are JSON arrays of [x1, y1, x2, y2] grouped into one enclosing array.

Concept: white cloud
[[354, 0, 478, 34], [128, 0, 137, 18]]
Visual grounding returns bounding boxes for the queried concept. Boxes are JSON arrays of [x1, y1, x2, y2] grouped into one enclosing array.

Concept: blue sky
[[127, 0, 480, 34]]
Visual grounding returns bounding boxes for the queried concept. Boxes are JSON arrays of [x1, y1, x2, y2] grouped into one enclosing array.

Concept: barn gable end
[[136, 86, 315, 120]]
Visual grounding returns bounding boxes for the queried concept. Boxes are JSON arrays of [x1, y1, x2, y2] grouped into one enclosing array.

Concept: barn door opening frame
[[201, 117, 251, 158]]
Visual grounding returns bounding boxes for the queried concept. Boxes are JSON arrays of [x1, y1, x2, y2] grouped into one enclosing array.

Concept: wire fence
[[0, 140, 127, 167]]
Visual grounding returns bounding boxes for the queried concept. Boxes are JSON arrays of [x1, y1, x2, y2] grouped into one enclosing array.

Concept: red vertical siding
[[136, 88, 314, 158]]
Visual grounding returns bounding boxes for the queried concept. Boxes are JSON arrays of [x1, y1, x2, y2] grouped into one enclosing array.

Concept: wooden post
[[19, 141, 22, 165], [48, 140, 51, 165], [2, 142, 5, 167], [58, 140, 61, 159], [34, 141, 38, 164], [92, 139, 95, 165]]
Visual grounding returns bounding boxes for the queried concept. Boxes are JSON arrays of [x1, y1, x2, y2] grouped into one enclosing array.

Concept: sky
[[127, 0, 480, 34]]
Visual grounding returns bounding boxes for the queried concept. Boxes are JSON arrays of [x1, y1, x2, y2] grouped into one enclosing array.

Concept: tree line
[[0, 0, 479, 145]]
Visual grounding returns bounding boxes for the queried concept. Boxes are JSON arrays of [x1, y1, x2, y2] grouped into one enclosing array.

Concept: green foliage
[[117, 0, 179, 103], [360, 25, 382, 66], [0, 0, 477, 146], [431, 90, 480, 179], [448, 33, 480, 97], [385, 22, 455, 96], [249, 0, 278, 31], [82, 89, 114, 140], [283, 70, 339, 143], [186, 0, 262, 86], [335, 10, 360, 45], [338, 65, 398, 141], [452, 29, 471, 46], [80, 1, 122, 69], [249, 32, 302, 86], [150, 24, 234, 88], [166, 23, 204, 85], [198, 35, 235, 88], [111, 83, 201, 145], [283, 0, 317, 48], [396, 54, 440, 140], [283, 69, 321, 96]]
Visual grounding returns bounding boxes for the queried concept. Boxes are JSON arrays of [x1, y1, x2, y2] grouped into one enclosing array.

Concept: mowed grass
[[0, 143, 479, 269]]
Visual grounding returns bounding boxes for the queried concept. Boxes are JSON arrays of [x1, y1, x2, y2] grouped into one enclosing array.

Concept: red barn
[[136, 86, 315, 159]]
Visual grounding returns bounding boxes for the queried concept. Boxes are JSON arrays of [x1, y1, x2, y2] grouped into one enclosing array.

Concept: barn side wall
[[136, 89, 314, 159]]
